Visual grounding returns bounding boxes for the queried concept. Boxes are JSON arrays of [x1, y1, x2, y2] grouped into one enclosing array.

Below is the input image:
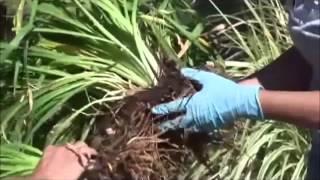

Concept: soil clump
[[80, 64, 219, 180]]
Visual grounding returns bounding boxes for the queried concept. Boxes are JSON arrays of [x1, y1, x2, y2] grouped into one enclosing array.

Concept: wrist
[[238, 78, 262, 87], [238, 85, 264, 119]]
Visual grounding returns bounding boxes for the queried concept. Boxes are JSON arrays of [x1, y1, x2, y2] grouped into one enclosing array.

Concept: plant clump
[[79, 63, 213, 180]]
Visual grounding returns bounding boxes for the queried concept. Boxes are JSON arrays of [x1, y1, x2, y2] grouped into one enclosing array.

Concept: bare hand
[[31, 142, 97, 180]]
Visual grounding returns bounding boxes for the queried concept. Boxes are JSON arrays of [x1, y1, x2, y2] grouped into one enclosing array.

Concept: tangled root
[[80, 64, 215, 180]]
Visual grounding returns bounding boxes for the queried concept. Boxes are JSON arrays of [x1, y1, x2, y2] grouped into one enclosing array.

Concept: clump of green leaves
[[0, 143, 42, 178], [0, 0, 207, 178], [1, 0, 160, 147]]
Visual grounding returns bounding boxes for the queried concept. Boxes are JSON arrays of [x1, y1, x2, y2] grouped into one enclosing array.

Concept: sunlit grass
[[0, 0, 206, 177]]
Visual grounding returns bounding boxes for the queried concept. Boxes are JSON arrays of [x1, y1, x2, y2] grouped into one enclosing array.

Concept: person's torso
[[288, 2, 319, 180], [288, 0, 320, 90]]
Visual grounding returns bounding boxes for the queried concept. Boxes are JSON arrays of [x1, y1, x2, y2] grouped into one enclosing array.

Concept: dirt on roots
[[79, 64, 220, 180]]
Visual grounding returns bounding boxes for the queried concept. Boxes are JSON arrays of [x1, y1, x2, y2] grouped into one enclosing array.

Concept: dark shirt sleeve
[[241, 47, 313, 91]]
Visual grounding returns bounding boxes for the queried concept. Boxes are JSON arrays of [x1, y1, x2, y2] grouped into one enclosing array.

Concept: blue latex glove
[[152, 68, 264, 132]]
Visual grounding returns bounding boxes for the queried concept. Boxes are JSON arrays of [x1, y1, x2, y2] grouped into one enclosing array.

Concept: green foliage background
[[0, 0, 311, 179]]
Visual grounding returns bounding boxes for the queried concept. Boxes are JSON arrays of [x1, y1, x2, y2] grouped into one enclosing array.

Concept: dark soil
[[79, 63, 221, 180]]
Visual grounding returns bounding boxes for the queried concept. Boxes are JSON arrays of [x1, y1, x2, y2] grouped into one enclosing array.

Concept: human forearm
[[259, 90, 320, 129], [152, 68, 319, 132]]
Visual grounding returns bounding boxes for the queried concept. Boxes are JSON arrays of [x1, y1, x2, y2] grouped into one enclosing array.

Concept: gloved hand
[[152, 68, 264, 132]]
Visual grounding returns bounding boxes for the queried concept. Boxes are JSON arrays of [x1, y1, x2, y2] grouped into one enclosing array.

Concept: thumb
[[152, 97, 190, 115], [159, 114, 193, 132]]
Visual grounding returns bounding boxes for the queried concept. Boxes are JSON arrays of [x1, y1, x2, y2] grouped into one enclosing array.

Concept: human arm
[[11, 142, 97, 180], [260, 90, 320, 129], [152, 68, 319, 132], [239, 47, 319, 128], [239, 47, 320, 129]]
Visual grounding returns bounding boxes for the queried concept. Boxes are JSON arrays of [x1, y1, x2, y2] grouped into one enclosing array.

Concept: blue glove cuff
[[238, 85, 264, 120]]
